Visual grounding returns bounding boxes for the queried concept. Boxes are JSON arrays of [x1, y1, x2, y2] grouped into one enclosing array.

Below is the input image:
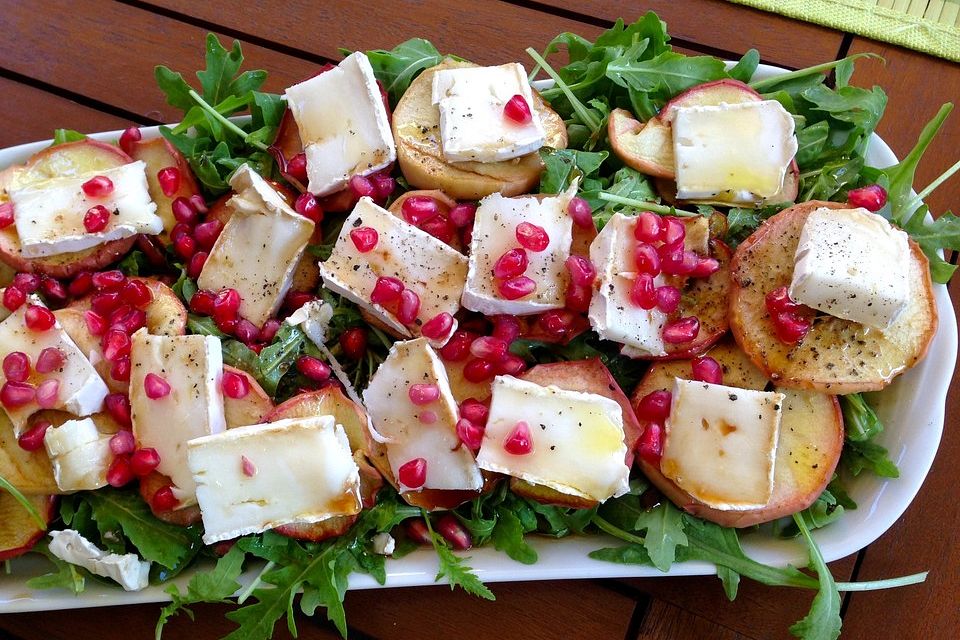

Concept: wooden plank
[[635, 598, 751, 640], [531, 0, 845, 68]]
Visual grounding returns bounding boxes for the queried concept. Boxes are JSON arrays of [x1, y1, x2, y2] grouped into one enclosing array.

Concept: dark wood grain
[[635, 598, 750, 640]]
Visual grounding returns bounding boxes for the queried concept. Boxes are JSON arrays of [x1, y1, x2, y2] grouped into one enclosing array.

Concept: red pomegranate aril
[[655, 285, 681, 314], [662, 247, 699, 276], [847, 184, 887, 212], [1, 381, 35, 408], [692, 356, 723, 385], [420, 214, 455, 244], [171, 197, 197, 224], [189, 290, 216, 315], [69, 272, 94, 297], [493, 248, 529, 280], [765, 286, 799, 315], [35, 347, 64, 374], [370, 277, 404, 305], [503, 420, 533, 455], [187, 251, 208, 279], [213, 288, 241, 317], [241, 455, 258, 477], [2, 286, 25, 311], [370, 172, 396, 201], [118, 126, 141, 154], [634, 242, 661, 275], [567, 196, 594, 229], [397, 289, 421, 325], [436, 513, 472, 550], [13, 273, 40, 293], [539, 309, 575, 337], [130, 447, 161, 477], [350, 227, 379, 253], [81, 175, 114, 198], [491, 315, 521, 344], [3, 352, 30, 382], [83, 205, 110, 233], [35, 379, 60, 409], [469, 336, 508, 362], [91, 291, 122, 316], [188, 194, 208, 214], [40, 277, 67, 302], [103, 330, 132, 362], [463, 358, 495, 383], [339, 327, 367, 360], [286, 153, 308, 184], [284, 290, 315, 311], [397, 457, 427, 489], [662, 316, 700, 344], [173, 234, 197, 260], [449, 203, 477, 228], [459, 398, 489, 425], [634, 211, 664, 242], [565, 283, 592, 313], [439, 331, 474, 362], [296, 355, 331, 382], [420, 409, 438, 424], [421, 312, 454, 341], [503, 94, 532, 124], [170, 222, 191, 243], [111, 357, 131, 382], [259, 319, 281, 344], [494, 353, 526, 375], [689, 257, 720, 279], [636, 390, 672, 422], [456, 417, 484, 450], [401, 195, 440, 226], [629, 274, 657, 309], [144, 373, 171, 399], [565, 255, 597, 287], [636, 421, 664, 465], [348, 174, 376, 199], [151, 486, 179, 512], [83, 310, 107, 336], [461, 224, 474, 247], [773, 311, 812, 344], [220, 371, 249, 400], [662, 217, 686, 245], [0, 202, 13, 229], [234, 318, 259, 343], [498, 276, 536, 300], [157, 166, 181, 197], [121, 279, 153, 308], [105, 393, 132, 428], [17, 420, 51, 452], [109, 430, 136, 456], [106, 457, 134, 488], [294, 193, 322, 223], [408, 383, 441, 405], [405, 519, 432, 545], [92, 270, 125, 291], [25, 304, 56, 331], [194, 219, 224, 251], [516, 222, 550, 252]]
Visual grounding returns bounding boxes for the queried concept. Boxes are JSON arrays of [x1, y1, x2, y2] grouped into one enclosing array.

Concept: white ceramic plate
[[0, 64, 956, 613]]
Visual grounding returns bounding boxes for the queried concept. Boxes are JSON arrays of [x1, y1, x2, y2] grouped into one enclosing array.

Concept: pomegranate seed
[[662, 316, 700, 344], [637, 421, 664, 465], [3, 352, 30, 382], [188, 194, 208, 214], [102, 329, 131, 362], [348, 174, 375, 199], [503, 94, 532, 124], [401, 196, 440, 226], [105, 393, 132, 428], [339, 327, 367, 360], [409, 383, 441, 405], [221, 370, 250, 399], [234, 318, 258, 344], [503, 421, 533, 455], [296, 355, 331, 381], [565, 255, 597, 287], [498, 276, 536, 300], [189, 290, 216, 315], [0, 202, 13, 229], [173, 233, 197, 259], [69, 272, 94, 297], [655, 285, 681, 313], [420, 214, 455, 244], [661, 246, 699, 276], [118, 127, 141, 154], [397, 289, 421, 325], [456, 417, 484, 450], [241, 455, 257, 477], [469, 336, 508, 362], [120, 279, 153, 308], [170, 197, 196, 224], [284, 290, 315, 311], [463, 358, 495, 383], [17, 420, 51, 452], [460, 398, 489, 425], [151, 486, 179, 512], [187, 251, 208, 279], [92, 270, 125, 291], [773, 311, 812, 344], [494, 353, 526, 375], [35, 379, 59, 409], [81, 311, 106, 338], [81, 205, 110, 233], [109, 430, 136, 456], [81, 175, 114, 198], [106, 457, 134, 487], [436, 513, 472, 550], [461, 224, 474, 247], [259, 319, 281, 343], [349, 227, 379, 253], [847, 184, 887, 212], [286, 153, 308, 184], [1, 381, 35, 408], [634, 243, 661, 275], [406, 519, 432, 545], [157, 167, 181, 197], [629, 274, 657, 309], [692, 356, 723, 384], [491, 315, 521, 344], [493, 248, 529, 280], [635, 212, 664, 242], [539, 310, 576, 338], [689, 257, 720, 279], [111, 357, 131, 382], [294, 193, 322, 223], [417, 410, 437, 424], [13, 273, 40, 293], [213, 288, 241, 321], [516, 222, 549, 252], [449, 203, 477, 227], [40, 277, 67, 302], [91, 291, 122, 315], [130, 448, 161, 477], [144, 373, 171, 399], [421, 312, 454, 341], [370, 277, 404, 305], [765, 286, 799, 315], [370, 172, 396, 201], [25, 304, 56, 331], [662, 217, 686, 245], [397, 457, 427, 489], [567, 197, 594, 229], [194, 219, 224, 251], [2, 286, 25, 311], [439, 331, 474, 361], [170, 222, 191, 243], [565, 283, 592, 312], [636, 390, 672, 421]]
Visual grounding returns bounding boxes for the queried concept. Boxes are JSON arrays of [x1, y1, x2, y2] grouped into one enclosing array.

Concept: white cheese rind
[[48, 529, 150, 591], [284, 52, 396, 196], [318, 197, 467, 339], [188, 415, 362, 544], [477, 375, 630, 502], [197, 165, 315, 327], [129, 330, 226, 506], [43, 417, 113, 492], [661, 378, 783, 510], [431, 63, 546, 162], [789, 207, 911, 330], [673, 100, 797, 204], [362, 338, 482, 492], [10, 161, 161, 258]]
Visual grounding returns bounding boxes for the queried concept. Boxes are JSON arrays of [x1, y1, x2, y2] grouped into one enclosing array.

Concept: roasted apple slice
[[609, 108, 675, 178], [0, 492, 56, 560], [127, 137, 202, 243], [631, 341, 843, 527], [222, 366, 274, 429], [0, 411, 58, 495], [729, 200, 938, 393]]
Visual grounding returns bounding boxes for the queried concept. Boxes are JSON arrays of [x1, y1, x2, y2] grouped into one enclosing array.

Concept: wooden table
[[1, 1, 957, 638]]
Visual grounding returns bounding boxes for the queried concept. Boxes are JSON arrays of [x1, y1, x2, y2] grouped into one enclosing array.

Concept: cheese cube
[[431, 63, 546, 163], [197, 165, 315, 327], [9, 161, 161, 258], [129, 330, 226, 506], [284, 52, 396, 196], [789, 207, 911, 330], [43, 417, 112, 491], [187, 415, 362, 544], [362, 338, 482, 492], [48, 529, 150, 591], [318, 197, 467, 341], [673, 100, 797, 204], [661, 378, 783, 510], [477, 375, 629, 502], [0, 295, 109, 434], [462, 186, 576, 316]]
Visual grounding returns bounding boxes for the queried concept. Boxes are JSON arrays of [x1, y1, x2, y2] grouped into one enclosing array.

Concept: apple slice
[[630, 340, 843, 527], [0, 492, 56, 560], [127, 137, 202, 243], [609, 109, 675, 178], [222, 366, 274, 429], [0, 411, 58, 495]]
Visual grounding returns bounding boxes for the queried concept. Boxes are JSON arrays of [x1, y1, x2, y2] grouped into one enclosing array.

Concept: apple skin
[[127, 137, 201, 243], [0, 494, 57, 561]]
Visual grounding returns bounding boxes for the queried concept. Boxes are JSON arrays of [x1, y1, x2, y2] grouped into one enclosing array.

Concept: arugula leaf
[[789, 514, 842, 640], [631, 502, 687, 572], [25, 541, 86, 594], [490, 505, 538, 565], [725, 205, 782, 248], [728, 49, 759, 83], [749, 53, 881, 93], [606, 50, 728, 100], [255, 322, 307, 396], [840, 393, 883, 442], [777, 489, 846, 538], [422, 511, 494, 600], [157, 544, 246, 638], [901, 206, 960, 283], [365, 38, 445, 106], [842, 438, 900, 478], [51, 128, 87, 146], [590, 167, 658, 229], [538, 147, 608, 196]]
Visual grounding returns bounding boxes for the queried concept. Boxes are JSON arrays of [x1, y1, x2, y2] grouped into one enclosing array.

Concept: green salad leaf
[[157, 545, 247, 638], [789, 514, 842, 640], [839, 395, 899, 478], [364, 38, 446, 106]]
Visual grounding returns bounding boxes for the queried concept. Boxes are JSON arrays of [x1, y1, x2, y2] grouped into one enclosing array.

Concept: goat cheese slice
[[477, 376, 630, 502], [0, 295, 108, 434], [673, 100, 797, 205], [129, 330, 226, 507], [284, 52, 396, 196], [197, 164, 315, 327], [43, 417, 113, 492], [431, 63, 546, 162], [789, 207, 911, 330], [9, 161, 161, 258], [463, 185, 576, 316], [318, 197, 467, 341], [661, 378, 784, 510], [48, 529, 150, 591], [187, 415, 362, 544], [362, 338, 482, 492]]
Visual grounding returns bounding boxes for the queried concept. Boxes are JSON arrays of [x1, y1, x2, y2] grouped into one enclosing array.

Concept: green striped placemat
[[726, 0, 960, 62]]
